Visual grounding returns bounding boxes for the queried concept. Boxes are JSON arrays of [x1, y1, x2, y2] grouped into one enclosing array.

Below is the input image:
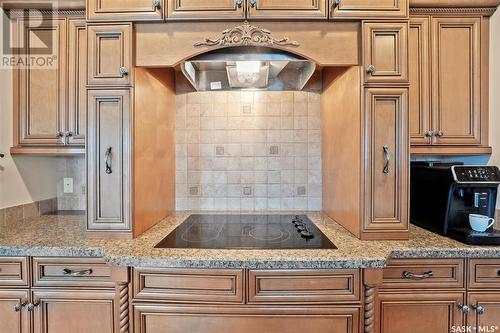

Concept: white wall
[[0, 9, 60, 209], [489, 10, 500, 208]]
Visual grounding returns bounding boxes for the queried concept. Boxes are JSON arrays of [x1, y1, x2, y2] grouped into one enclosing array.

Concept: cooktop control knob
[[300, 230, 314, 239]]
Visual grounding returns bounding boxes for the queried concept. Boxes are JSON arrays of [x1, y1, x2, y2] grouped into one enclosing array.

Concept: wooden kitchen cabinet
[[87, 0, 165, 21], [330, 0, 408, 19], [87, 89, 132, 232], [467, 292, 500, 332], [363, 22, 409, 84], [166, 0, 245, 20], [409, 15, 488, 153], [377, 291, 465, 333], [14, 18, 67, 147], [133, 304, 360, 333], [87, 24, 133, 86], [0, 289, 30, 333], [363, 88, 409, 239], [247, 0, 328, 19], [11, 16, 86, 155], [430, 17, 482, 146], [31, 289, 117, 333], [409, 16, 431, 145]]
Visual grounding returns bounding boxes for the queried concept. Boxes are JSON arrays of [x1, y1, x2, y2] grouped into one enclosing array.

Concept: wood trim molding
[[118, 283, 130, 333], [0, 0, 85, 10], [409, 7, 497, 16], [7, 9, 85, 18], [363, 269, 383, 333], [10, 146, 85, 156], [411, 146, 492, 155], [410, 0, 500, 8]]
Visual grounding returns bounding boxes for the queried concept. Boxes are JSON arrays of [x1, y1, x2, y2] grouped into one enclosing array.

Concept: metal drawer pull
[[119, 66, 129, 77], [14, 300, 27, 312], [472, 304, 485, 315], [62, 268, 93, 276], [104, 147, 112, 174], [235, 0, 243, 8], [366, 65, 376, 74], [402, 270, 433, 280], [153, 0, 161, 10], [332, 0, 340, 8], [249, 0, 257, 8], [383, 145, 390, 174], [458, 303, 470, 314], [26, 301, 39, 312], [435, 130, 444, 137], [497, 270, 500, 276]]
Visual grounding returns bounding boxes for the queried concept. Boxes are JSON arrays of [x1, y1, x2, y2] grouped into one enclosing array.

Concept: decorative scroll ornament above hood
[[194, 21, 300, 48]]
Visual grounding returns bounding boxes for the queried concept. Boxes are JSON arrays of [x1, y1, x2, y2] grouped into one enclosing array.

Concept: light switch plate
[[63, 178, 73, 194]]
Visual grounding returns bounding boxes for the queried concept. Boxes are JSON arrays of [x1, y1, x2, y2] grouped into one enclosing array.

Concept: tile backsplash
[[175, 91, 322, 211], [57, 157, 86, 211]]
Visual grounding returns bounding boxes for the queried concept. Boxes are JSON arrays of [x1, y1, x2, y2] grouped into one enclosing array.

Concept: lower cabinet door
[[378, 291, 465, 333], [87, 89, 132, 231], [468, 292, 500, 333], [0, 289, 30, 333], [133, 305, 360, 333], [31, 289, 117, 333]]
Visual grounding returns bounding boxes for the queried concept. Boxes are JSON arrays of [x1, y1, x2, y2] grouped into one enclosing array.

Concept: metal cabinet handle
[[119, 66, 129, 77], [402, 271, 433, 280], [235, 0, 243, 8], [152, 0, 161, 10], [104, 147, 112, 174], [249, 0, 257, 8], [424, 131, 434, 138], [55, 131, 66, 145], [383, 145, 391, 174], [14, 300, 27, 312], [472, 304, 485, 315], [458, 303, 470, 314], [366, 65, 376, 74], [64, 131, 73, 144], [332, 0, 341, 8], [435, 131, 444, 137], [26, 301, 39, 312], [62, 268, 93, 276], [497, 270, 500, 276], [0, 153, 4, 158]]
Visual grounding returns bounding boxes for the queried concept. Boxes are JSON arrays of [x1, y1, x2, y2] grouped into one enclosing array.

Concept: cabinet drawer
[[381, 259, 465, 289], [248, 269, 360, 304], [32, 257, 115, 288], [87, 0, 165, 22], [133, 268, 244, 303], [0, 257, 29, 287], [468, 259, 500, 289]]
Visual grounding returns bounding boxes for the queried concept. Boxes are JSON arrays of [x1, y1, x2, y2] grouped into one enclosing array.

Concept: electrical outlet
[[63, 178, 73, 194]]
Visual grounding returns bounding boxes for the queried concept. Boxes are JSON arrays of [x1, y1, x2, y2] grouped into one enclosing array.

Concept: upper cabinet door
[[331, 0, 408, 19], [364, 88, 409, 236], [167, 0, 245, 20], [67, 19, 86, 146], [247, 0, 328, 19], [431, 17, 482, 145], [16, 18, 67, 146], [363, 22, 408, 85], [87, 0, 164, 21], [87, 24, 132, 86], [409, 17, 431, 145]]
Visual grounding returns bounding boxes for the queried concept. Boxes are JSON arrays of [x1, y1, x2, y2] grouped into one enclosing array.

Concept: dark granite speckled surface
[[0, 212, 499, 269]]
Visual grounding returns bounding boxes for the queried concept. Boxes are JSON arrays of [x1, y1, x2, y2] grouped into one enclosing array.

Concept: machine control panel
[[452, 166, 500, 183]]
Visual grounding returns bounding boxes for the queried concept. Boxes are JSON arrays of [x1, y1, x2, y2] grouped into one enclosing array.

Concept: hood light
[[236, 61, 261, 73]]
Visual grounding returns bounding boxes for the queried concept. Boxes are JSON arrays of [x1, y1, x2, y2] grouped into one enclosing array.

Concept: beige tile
[[23, 202, 39, 219], [5, 205, 23, 223]]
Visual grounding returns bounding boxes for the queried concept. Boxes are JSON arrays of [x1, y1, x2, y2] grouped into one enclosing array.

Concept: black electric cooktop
[[155, 215, 337, 249]]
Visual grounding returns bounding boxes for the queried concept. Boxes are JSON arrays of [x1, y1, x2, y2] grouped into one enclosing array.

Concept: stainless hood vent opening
[[181, 46, 316, 92]]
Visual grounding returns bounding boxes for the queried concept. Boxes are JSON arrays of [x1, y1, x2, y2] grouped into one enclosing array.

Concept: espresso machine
[[410, 162, 500, 245]]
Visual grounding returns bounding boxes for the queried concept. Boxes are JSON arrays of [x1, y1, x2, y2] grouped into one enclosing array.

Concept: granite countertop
[[0, 212, 499, 269]]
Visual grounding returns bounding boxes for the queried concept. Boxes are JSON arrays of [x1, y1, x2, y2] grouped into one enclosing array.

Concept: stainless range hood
[[180, 46, 316, 91]]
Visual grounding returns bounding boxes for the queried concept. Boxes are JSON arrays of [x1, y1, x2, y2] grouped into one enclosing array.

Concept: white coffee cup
[[469, 214, 495, 232]]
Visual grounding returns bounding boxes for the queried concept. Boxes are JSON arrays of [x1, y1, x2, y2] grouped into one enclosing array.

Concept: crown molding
[[410, 7, 497, 16]]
